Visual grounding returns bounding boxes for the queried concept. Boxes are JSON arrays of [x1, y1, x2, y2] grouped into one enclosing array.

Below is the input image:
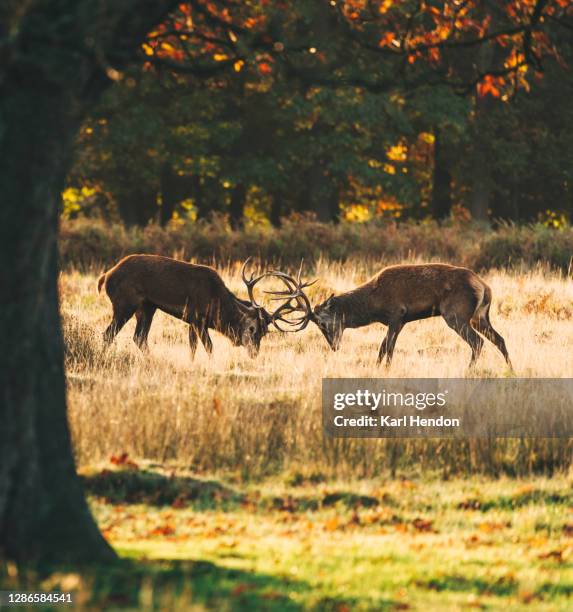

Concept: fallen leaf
[[231, 583, 250, 596], [563, 523, 573, 536], [149, 524, 176, 537], [412, 518, 434, 533], [538, 549, 564, 562]]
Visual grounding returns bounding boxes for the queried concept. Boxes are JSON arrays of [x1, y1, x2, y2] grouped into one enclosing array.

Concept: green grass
[[5, 468, 573, 609]]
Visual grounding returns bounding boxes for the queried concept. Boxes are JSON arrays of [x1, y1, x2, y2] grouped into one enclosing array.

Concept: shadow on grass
[[417, 573, 518, 597], [83, 468, 396, 515], [82, 469, 243, 509], [89, 558, 308, 610], [536, 582, 573, 599], [458, 489, 573, 513], [2, 557, 398, 611]]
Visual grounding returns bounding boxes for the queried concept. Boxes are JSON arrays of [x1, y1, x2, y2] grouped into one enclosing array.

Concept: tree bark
[[469, 108, 493, 223], [0, 0, 179, 565], [270, 192, 283, 227], [116, 185, 158, 227], [468, 15, 502, 224], [159, 163, 178, 226], [229, 183, 246, 229], [306, 163, 340, 222], [431, 128, 453, 220], [0, 79, 115, 565]]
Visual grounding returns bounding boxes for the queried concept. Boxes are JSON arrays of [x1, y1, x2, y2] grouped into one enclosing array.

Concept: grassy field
[[48, 260, 573, 609], [6, 471, 573, 610], [87, 473, 573, 610], [63, 259, 573, 476]]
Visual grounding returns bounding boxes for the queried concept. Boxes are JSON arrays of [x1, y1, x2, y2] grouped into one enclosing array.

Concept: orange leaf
[[379, 32, 395, 48], [150, 524, 176, 537], [478, 521, 510, 533], [324, 517, 340, 531], [110, 452, 129, 465], [538, 549, 564, 562], [171, 495, 187, 509], [412, 517, 434, 532], [213, 396, 222, 416], [231, 583, 250, 596], [258, 62, 273, 75]]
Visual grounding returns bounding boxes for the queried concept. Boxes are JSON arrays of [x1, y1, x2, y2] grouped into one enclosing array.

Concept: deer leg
[[133, 302, 156, 352], [188, 325, 199, 360], [199, 326, 213, 355], [473, 313, 512, 368], [443, 313, 484, 367], [103, 304, 136, 347], [377, 320, 404, 366]]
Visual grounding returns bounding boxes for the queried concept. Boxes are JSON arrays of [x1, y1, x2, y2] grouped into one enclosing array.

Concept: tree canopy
[[63, 0, 573, 226]]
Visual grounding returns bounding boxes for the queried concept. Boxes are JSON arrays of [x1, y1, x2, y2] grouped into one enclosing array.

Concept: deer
[[282, 263, 512, 369], [97, 254, 311, 358]]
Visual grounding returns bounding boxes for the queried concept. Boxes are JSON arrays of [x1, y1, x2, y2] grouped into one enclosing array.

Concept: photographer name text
[[332, 389, 460, 429]]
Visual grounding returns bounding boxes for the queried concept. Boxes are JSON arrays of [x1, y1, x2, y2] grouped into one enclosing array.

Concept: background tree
[[67, 0, 572, 226]]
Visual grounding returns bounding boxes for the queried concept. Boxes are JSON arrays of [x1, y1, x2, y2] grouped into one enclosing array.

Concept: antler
[[240, 258, 315, 332], [241, 257, 267, 308], [263, 261, 316, 332]]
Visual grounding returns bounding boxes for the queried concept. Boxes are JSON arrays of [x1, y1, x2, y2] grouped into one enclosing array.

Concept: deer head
[[239, 259, 315, 357], [312, 294, 344, 351]]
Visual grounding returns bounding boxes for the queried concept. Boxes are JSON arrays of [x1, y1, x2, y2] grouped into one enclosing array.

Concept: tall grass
[[60, 217, 573, 273], [61, 261, 573, 478]]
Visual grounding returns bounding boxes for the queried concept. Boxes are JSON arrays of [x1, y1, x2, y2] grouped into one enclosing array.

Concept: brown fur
[[313, 263, 511, 368], [98, 254, 268, 358]]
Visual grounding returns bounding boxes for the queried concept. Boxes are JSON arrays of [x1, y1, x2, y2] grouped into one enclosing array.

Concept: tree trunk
[[0, 81, 115, 564], [469, 119, 492, 223], [307, 164, 340, 222], [229, 183, 246, 229], [116, 186, 158, 227], [468, 21, 501, 224], [431, 128, 453, 220], [270, 192, 283, 227], [159, 163, 178, 226], [0, 0, 180, 567]]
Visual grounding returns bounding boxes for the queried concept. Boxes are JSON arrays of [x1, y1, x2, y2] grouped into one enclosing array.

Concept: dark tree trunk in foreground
[[0, 0, 178, 565], [0, 70, 115, 566]]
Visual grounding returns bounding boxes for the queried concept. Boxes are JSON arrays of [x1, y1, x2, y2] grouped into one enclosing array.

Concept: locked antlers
[[241, 258, 315, 332]]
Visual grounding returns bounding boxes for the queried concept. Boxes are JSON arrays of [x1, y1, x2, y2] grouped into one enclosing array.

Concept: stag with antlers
[[309, 263, 512, 368], [98, 254, 313, 358], [260, 262, 512, 369]]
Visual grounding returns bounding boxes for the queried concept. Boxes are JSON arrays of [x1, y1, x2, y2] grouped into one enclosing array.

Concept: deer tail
[[481, 284, 493, 321], [471, 277, 491, 321], [97, 272, 107, 294]]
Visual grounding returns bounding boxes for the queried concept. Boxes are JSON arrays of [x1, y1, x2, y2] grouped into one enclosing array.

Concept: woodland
[[1, 0, 573, 595]]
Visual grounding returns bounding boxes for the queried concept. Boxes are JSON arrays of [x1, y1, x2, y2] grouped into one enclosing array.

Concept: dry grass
[[61, 260, 573, 477]]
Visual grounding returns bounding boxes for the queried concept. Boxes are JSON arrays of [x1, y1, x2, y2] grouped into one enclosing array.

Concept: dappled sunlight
[[81, 472, 573, 609]]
